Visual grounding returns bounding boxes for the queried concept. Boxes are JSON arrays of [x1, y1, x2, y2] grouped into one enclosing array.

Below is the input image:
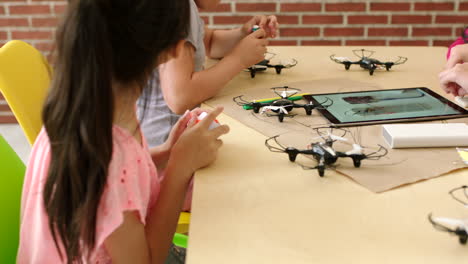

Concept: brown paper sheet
[[205, 78, 468, 193]]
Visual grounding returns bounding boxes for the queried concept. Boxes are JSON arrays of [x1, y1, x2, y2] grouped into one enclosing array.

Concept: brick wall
[[201, 1, 468, 47], [1, 0, 468, 123]]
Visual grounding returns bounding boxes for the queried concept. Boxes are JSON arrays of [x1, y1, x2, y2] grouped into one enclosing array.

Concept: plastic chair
[[0, 40, 52, 145], [0, 134, 26, 263], [176, 212, 191, 234]]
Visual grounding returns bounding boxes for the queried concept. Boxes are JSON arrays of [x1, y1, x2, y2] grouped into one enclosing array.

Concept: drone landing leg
[[250, 70, 256, 78], [286, 148, 298, 162], [318, 158, 325, 177], [352, 158, 361, 168], [253, 105, 260, 113], [278, 113, 285, 122], [275, 66, 282, 74], [304, 105, 312, 115]]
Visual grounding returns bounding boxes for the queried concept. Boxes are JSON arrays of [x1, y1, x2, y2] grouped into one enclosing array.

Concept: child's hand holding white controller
[[196, 111, 221, 130]]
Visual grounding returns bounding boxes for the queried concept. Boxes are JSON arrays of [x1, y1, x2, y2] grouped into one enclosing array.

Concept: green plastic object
[[243, 95, 306, 110], [173, 233, 188, 249], [0, 134, 26, 263]]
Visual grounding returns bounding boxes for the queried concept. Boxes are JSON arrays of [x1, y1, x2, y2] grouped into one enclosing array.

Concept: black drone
[[233, 86, 332, 122], [428, 185, 468, 245], [247, 53, 298, 78], [265, 127, 388, 176], [330, 49, 408, 75]]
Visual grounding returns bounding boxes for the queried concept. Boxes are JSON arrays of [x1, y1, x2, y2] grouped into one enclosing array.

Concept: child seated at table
[[138, 0, 279, 211], [441, 27, 468, 97], [17, 0, 229, 263], [137, 0, 278, 147]]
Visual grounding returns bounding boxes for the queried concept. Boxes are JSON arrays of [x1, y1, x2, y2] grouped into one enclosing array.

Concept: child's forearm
[[149, 143, 170, 170], [145, 157, 191, 263], [207, 27, 246, 59], [161, 54, 245, 114]]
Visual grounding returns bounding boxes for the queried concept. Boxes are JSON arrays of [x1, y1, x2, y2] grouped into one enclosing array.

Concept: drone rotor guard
[[233, 95, 267, 113], [353, 49, 375, 58], [449, 185, 468, 207], [271, 86, 301, 98], [267, 58, 298, 72], [233, 95, 250, 106], [362, 144, 388, 160], [313, 127, 349, 146], [277, 58, 298, 69], [393, 56, 408, 65]]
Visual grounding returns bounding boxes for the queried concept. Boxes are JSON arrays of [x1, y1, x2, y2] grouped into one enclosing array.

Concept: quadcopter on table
[[330, 49, 408, 76], [247, 52, 298, 78], [233, 86, 333, 122], [265, 127, 388, 176], [428, 185, 468, 245]]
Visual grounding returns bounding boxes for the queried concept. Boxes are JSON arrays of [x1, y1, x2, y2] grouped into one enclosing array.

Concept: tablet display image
[[305, 87, 468, 126]]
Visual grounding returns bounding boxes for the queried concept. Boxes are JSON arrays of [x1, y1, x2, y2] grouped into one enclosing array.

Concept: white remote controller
[[196, 112, 220, 130], [455, 96, 468, 108]]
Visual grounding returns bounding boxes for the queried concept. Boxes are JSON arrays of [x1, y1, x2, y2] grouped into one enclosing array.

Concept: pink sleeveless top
[[17, 126, 160, 263]]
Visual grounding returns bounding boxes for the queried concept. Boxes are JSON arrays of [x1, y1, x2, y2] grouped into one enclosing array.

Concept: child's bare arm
[[104, 212, 152, 264], [206, 15, 279, 59], [104, 172, 188, 264], [160, 30, 268, 114]]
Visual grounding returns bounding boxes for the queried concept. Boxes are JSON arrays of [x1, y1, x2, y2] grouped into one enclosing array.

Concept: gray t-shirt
[[137, 0, 206, 148]]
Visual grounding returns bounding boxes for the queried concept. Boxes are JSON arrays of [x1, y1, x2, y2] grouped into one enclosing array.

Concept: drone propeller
[[251, 65, 268, 70], [321, 144, 337, 156], [345, 144, 364, 155], [264, 52, 276, 61], [261, 105, 289, 115], [330, 54, 354, 64], [314, 127, 349, 143], [330, 55, 351, 63], [280, 90, 299, 98], [428, 213, 468, 244], [431, 216, 468, 229], [278, 58, 298, 68], [329, 134, 349, 142]]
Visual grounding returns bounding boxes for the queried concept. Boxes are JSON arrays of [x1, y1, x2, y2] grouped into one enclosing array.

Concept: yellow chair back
[[0, 40, 52, 145]]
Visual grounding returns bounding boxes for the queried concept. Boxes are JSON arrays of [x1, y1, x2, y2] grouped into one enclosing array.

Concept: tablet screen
[[305, 87, 468, 126]]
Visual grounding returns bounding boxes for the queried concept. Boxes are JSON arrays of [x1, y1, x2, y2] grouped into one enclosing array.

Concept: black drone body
[[247, 53, 298, 78], [330, 49, 407, 75], [265, 128, 388, 176], [233, 86, 332, 122]]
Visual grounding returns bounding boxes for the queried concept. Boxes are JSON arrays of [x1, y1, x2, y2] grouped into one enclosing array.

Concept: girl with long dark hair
[[17, 0, 229, 263]]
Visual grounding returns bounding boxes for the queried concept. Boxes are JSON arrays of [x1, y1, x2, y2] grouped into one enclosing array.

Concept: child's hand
[[242, 15, 279, 38], [170, 107, 230, 180], [439, 63, 468, 96], [446, 44, 468, 69], [163, 110, 192, 150], [227, 29, 268, 68]]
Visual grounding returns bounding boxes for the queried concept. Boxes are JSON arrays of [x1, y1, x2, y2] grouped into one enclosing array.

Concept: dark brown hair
[[42, 0, 189, 262]]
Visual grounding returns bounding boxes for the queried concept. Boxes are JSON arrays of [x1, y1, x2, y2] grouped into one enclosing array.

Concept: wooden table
[[187, 47, 468, 264]]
